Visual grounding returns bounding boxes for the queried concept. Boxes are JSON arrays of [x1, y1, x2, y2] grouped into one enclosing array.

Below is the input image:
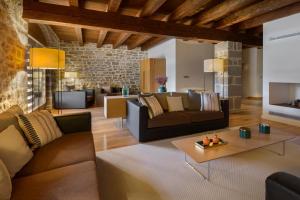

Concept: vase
[[157, 85, 167, 93]]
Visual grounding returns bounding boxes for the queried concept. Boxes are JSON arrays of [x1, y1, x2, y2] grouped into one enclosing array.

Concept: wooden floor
[[57, 99, 300, 152]]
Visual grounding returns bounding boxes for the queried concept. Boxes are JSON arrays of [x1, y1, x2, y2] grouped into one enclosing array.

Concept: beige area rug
[[96, 133, 300, 200]]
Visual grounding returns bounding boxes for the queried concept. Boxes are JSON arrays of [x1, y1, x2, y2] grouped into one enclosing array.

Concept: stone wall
[[60, 41, 147, 93], [215, 41, 242, 112], [0, 0, 28, 112]]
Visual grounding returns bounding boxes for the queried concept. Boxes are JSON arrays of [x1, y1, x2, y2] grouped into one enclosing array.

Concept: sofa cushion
[[148, 112, 190, 128], [154, 93, 171, 110], [187, 90, 201, 110], [17, 110, 63, 150], [12, 161, 99, 200], [171, 92, 189, 109], [185, 111, 224, 123], [0, 125, 33, 178], [17, 132, 95, 177]]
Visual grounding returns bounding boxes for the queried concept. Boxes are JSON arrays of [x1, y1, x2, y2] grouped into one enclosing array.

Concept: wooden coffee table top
[[172, 125, 297, 163]]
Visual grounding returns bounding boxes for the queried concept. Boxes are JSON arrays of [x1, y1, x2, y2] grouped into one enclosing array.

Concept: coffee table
[[172, 125, 296, 181]]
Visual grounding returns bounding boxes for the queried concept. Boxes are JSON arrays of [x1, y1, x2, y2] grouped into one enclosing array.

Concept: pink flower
[[155, 76, 168, 85]]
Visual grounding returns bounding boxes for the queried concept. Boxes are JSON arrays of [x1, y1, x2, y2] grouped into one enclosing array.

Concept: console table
[[104, 95, 138, 127]]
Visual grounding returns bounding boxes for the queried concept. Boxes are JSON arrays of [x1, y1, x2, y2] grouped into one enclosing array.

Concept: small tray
[[195, 138, 227, 149]]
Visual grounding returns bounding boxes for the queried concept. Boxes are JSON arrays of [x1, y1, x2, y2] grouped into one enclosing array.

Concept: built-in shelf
[[272, 103, 300, 110]]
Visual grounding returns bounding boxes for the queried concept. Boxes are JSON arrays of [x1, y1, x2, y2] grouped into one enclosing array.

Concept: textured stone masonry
[[0, 0, 28, 112], [215, 41, 242, 112], [60, 42, 147, 94]]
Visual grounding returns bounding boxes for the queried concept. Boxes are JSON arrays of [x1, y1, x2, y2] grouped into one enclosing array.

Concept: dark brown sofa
[[126, 92, 229, 142], [0, 110, 100, 200]]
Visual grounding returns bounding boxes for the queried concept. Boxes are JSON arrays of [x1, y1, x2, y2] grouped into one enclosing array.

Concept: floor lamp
[[203, 58, 225, 98], [30, 48, 65, 113]]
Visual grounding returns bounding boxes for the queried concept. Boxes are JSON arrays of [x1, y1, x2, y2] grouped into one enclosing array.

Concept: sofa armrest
[[126, 100, 148, 141], [221, 99, 229, 126], [266, 172, 300, 200], [54, 112, 92, 134]]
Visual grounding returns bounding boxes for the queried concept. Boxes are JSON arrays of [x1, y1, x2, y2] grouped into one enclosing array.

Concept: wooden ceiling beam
[[107, 0, 122, 12], [69, 0, 83, 46], [216, 0, 300, 29], [168, 0, 214, 21], [137, 0, 167, 17], [23, 1, 262, 46], [69, 0, 79, 7], [194, 0, 257, 26], [239, 2, 300, 30], [75, 27, 83, 45], [114, 0, 166, 49], [141, 37, 169, 51], [97, 30, 108, 48], [113, 33, 131, 48], [97, 0, 122, 48], [128, 35, 152, 50]]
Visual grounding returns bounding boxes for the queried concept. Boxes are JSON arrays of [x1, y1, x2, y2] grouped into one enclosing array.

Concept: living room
[[0, 0, 300, 200]]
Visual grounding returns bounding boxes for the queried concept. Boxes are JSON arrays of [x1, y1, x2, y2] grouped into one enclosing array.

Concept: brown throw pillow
[[139, 95, 164, 119]]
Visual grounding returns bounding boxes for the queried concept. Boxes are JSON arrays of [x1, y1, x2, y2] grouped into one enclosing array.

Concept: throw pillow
[[139, 95, 164, 119], [0, 125, 33, 177], [18, 110, 63, 150], [187, 90, 201, 110], [201, 92, 221, 112], [0, 160, 12, 200], [6, 105, 24, 115], [167, 96, 184, 112]]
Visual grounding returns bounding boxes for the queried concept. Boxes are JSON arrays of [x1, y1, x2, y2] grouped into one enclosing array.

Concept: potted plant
[[155, 76, 168, 93]]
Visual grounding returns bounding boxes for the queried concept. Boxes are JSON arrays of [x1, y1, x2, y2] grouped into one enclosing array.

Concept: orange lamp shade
[[30, 48, 65, 69]]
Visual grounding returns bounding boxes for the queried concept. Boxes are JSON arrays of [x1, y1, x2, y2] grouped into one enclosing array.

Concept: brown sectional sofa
[[127, 92, 229, 142], [0, 110, 100, 200]]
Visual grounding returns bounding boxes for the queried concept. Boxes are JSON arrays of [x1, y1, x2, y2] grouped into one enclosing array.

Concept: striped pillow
[[139, 95, 164, 119], [201, 92, 221, 112], [17, 110, 62, 150]]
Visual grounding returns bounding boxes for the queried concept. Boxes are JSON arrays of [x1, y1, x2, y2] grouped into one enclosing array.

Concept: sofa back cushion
[[154, 93, 171, 110], [187, 90, 201, 110], [171, 92, 189, 109], [18, 110, 63, 150]]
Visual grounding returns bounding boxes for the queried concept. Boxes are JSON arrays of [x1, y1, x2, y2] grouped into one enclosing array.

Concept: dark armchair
[[266, 172, 300, 200], [54, 89, 95, 109]]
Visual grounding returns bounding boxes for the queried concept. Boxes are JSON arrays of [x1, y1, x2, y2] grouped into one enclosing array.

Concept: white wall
[[263, 13, 300, 121], [148, 39, 176, 91], [242, 47, 263, 98], [176, 40, 214, 92], [148, 39, 214, 92]]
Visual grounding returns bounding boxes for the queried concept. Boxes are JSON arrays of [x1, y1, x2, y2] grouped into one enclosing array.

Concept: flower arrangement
[[155, 76, 168, 86]]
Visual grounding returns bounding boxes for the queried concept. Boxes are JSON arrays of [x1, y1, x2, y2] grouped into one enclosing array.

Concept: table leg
[[185, 153, 210, 181], [262, 141, 285, 156]]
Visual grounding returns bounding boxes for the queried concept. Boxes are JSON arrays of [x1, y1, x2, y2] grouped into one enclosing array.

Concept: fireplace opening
[[269, 82, 300, 109]]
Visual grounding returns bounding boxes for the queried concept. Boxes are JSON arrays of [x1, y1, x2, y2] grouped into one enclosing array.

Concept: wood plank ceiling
[[26, 0, 300, 50]]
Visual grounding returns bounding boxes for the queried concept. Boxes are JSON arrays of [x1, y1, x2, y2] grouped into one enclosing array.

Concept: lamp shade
[[204, 58, 225, 72], [30, 48, 65, 69], [64, 72, 78, 78]]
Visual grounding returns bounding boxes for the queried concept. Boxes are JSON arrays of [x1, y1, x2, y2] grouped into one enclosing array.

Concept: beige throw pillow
[[18, 110, 63, 150], [0, 125, 33, 177], [167, 96, 184, 112], [0, 160, 12, 200], [201, 92, 221, 112], [139, 95, 164, 119]]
